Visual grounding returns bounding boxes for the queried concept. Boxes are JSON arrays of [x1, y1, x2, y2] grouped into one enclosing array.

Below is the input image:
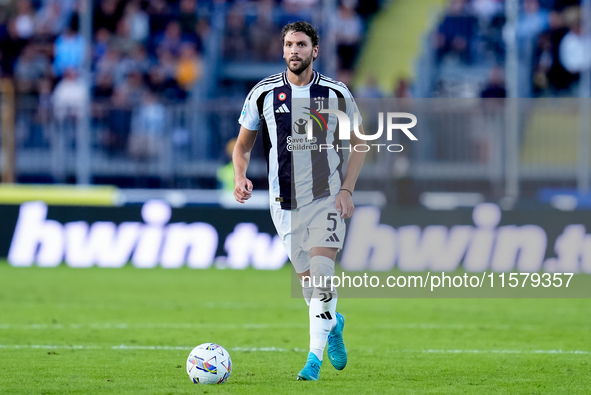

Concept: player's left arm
[[336, 124, 366, 218]]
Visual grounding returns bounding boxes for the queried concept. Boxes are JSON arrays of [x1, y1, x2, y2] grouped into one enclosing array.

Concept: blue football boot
[[327, 312, 347, 370], [297, 352, 322, 381]]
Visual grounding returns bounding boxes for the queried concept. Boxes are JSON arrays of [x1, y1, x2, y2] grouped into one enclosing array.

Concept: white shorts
[[270, 195, 346, 274]]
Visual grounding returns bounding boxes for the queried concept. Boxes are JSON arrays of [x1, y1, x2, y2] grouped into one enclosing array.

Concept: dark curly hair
[[281, 21, 319, 47]]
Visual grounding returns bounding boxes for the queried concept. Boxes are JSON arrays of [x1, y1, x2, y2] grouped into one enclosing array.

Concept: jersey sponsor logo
[[293, 118, 308, 135], [286, 135, 318, 152]]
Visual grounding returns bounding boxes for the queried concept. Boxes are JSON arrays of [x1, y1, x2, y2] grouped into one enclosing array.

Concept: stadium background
[[0, 0, 590, 392]]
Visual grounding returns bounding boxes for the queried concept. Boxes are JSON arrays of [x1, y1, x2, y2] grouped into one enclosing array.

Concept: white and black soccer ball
[[186, 343, 232, 384]]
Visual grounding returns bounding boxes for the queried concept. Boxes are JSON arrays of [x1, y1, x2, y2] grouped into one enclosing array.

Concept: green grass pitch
[[1, 262, 590, 394]]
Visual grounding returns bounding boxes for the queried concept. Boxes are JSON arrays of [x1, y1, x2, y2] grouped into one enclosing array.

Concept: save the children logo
[[288, 107, 323, 151]]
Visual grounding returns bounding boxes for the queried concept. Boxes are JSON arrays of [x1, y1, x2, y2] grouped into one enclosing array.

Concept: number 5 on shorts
[[327, 213, 337, 231]]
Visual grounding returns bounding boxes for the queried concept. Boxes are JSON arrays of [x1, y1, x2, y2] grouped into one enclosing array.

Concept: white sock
[[308, 255, 338, 361], [301, 278, 313, 306]]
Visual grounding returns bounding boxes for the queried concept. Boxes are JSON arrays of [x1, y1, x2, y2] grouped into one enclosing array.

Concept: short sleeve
[[346, 92, 363, 127], [238, 92, 261, 131]]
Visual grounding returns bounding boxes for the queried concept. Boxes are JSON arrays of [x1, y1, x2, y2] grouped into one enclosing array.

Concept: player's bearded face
[[285, 51, 314, 75], [283, 31, 317, 75]]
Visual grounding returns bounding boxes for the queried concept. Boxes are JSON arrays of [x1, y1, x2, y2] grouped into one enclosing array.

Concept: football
[[186, 343, 232, 384]]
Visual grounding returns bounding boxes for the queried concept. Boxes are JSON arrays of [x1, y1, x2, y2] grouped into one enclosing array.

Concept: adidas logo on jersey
[[275, 104, 290, 113], [325, 233, 340, 243]]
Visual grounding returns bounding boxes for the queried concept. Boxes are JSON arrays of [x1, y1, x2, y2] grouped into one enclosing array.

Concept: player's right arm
[[232, 126, 257, 203]]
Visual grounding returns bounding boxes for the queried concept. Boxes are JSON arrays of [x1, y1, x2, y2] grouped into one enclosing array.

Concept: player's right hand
[[233, 176, 253, 204]]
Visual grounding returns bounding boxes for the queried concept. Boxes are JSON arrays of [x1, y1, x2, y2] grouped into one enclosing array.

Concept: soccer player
[[233, 21, 365, 381]]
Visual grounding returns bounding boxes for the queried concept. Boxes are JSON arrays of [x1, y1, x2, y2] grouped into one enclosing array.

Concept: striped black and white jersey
[[238, 70, 361, 210]]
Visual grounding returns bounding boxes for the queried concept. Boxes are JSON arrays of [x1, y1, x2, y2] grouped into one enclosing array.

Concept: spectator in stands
[[34, 1, 68, 36], [53, 26, 85, 77], [176, 42, 202, 95], [194, 3, 210, 40], [394, 78, 413, 98], [559, 7, 591, 90], [155, 46, 178, 81], [0, 15, 21, 75], [109, 48, 137, 85], [21, 77, 53, 148], [103, 88, 132, 156], [129, 44, 152, 76], [13, 0, 35, 40], [155, 20, 184, 57], [249, 0, 281, 62], [123, 0, 149, 44], [532, 31, 555, 94], [355, 0, 381, 23], [93, 0, 123, 34], [96, 46, 125, 85], [147, 63, 184, 101], [31, 19, 58, 62], [93, 71, 114, 101], [147, 0, 173, 38], [433, 0, 478, 64], [280, 0, 316, 27], [532, 8, 573, 95], [111, 18, 138, 57], [335, 0, 364, 76], [93, 28, 111, 66], [115, 69, 146, 107], [52, 67, 88, 120], [128, 90, 166, 160], [14, 44, 50, 97], [223, 5, 248, 60], [470, 0, 503, 24], [33, 77, 53, 146], [517, 0, 549, 46], [356, 74, 384, 98], [480, 66, 506, 98], [179, 0, 199, 36], [91, 72, 113, 136], [553, 0, 581, 12]]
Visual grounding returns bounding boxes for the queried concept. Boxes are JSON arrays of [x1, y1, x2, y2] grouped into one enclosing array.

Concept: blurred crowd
[[1, 0, 212, 159], [432, 0, 589, 97], [1, 0, 379, 157], [3, 0, 207, 105], [221, 0, 379, 84], [3, 0, 378, 102], [527, 0, 590, 96]]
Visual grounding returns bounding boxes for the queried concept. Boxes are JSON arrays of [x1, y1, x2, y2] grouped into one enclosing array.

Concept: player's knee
[[310, 255, 335, 292]]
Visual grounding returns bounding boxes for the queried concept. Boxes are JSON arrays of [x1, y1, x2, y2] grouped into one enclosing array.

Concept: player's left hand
[[335, 190, 354, 219]]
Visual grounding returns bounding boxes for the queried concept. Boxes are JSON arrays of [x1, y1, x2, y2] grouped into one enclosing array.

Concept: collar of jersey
[[285, 70, 317, 89]]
